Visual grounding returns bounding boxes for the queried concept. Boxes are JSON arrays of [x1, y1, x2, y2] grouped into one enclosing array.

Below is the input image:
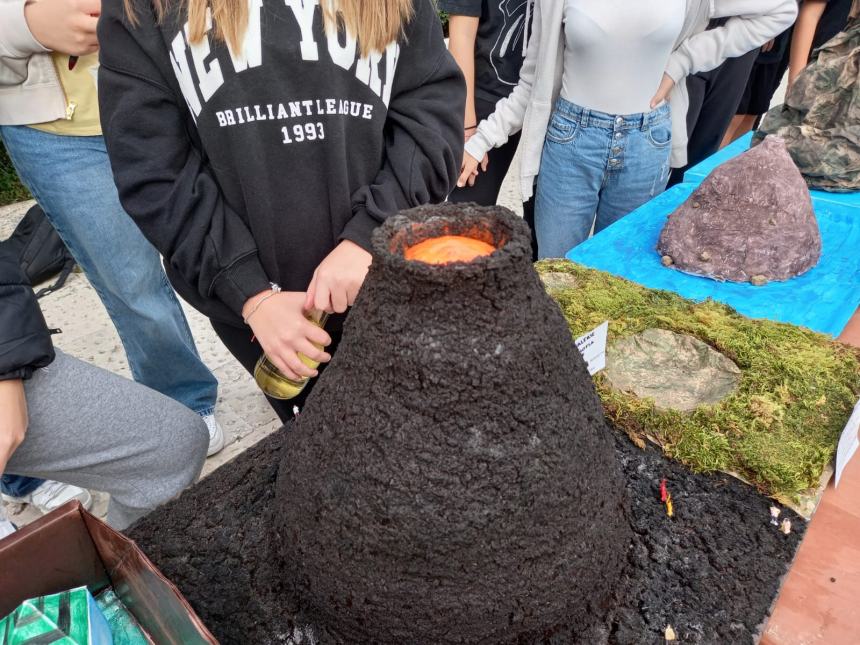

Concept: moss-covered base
[[538, 260, 860, 503]]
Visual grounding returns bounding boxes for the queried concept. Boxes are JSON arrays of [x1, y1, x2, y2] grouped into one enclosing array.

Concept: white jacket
[[464, 0, 799, 200], [0, 0, 68, 126]]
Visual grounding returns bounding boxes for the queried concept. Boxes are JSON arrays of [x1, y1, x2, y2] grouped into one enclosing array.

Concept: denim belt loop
[[640, 112, 649, 132]]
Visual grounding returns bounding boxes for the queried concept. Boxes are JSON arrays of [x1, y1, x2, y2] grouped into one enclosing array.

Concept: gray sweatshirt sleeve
[[665, 0, 799, 81]]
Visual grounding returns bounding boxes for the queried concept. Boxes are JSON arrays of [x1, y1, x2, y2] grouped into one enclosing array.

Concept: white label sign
[[576, 321, 609, 376], [835, 399, 860, 487]]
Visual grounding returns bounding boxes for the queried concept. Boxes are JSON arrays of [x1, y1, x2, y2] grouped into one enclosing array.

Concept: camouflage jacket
[[755, 8, 860, 192]]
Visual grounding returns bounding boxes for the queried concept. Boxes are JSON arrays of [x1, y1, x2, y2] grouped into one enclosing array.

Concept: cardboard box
[[0, 501, 217, 644]]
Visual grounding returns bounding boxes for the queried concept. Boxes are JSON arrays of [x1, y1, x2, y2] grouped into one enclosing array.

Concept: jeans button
[[615, 132, 623, 140], [609, 159, 620, 166], [615, 116, 623, 126], [612, 146, 622, 155]]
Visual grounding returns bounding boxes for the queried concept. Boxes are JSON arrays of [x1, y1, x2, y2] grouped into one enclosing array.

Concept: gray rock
[[605, 329, 742, 413], [657, 137, 821, 283]]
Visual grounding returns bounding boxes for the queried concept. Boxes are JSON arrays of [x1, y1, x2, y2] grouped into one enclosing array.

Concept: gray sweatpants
[[6, 350, 209, 529]]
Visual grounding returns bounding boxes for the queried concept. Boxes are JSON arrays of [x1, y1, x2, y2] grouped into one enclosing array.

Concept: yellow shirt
[[30, 53, 101, 136]]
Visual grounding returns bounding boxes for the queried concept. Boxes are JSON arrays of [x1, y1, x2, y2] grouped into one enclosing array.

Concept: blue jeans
[[0, 126, 218, 497], [534, 98, 672, 259]]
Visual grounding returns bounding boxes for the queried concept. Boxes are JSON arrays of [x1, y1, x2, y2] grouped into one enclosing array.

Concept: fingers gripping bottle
[[254, 311, 329, 400]]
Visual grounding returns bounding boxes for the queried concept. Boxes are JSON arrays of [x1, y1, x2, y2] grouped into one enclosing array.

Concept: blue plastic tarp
[[566, 183, 860, 336], [683, 132, 860, 212]]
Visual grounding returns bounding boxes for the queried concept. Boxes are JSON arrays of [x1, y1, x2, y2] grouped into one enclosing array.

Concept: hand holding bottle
[[243, 291, 331, 382], [305, 240, 372, 314]]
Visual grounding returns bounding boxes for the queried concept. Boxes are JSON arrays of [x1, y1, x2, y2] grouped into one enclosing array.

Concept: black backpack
[[1, 204, 75, 298]]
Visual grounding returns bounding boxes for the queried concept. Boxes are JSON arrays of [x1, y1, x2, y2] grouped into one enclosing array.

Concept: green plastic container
[[0, 586, 112, 645]]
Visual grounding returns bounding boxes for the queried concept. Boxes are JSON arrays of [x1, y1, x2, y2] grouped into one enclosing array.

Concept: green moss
[[438, 10, 449, 37], [539, 260, 860, 502]]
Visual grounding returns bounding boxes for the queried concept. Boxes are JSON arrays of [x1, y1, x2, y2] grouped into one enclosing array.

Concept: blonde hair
[[126, 0, 414, 57]]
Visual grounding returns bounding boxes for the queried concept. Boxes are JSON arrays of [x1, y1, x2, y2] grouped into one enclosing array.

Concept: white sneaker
[[0, 520, 15, 540], [203, 414, 225, 457], [1, 480, 93, 514], [0, 505, 16, 539]]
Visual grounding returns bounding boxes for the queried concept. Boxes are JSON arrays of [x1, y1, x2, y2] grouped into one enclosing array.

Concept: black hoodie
[[98, 0, 464, 325], [0, 247, 54, 381]]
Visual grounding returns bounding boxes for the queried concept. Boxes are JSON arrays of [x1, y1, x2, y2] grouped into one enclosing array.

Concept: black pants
[[212, 317, 343, 423], [668, 48, 759, 187], [448, 99, 538, 261]]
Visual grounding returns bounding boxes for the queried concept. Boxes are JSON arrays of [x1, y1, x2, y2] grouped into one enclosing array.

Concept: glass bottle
[[254, 311, 329, 400]]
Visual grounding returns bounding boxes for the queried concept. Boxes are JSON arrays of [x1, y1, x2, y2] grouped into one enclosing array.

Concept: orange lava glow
[[404, 235, 496, 265]]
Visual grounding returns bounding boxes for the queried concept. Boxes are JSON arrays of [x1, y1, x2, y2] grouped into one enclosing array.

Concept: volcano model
[[658, 137, 821, 285], [273, 203, 631, 644]]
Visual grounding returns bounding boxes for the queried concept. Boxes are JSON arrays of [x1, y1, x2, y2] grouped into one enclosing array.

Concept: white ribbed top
[[561, 0, 685, 115]]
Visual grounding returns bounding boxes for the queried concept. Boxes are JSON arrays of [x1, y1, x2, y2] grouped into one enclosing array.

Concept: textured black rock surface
[[130, 426, 805, 644], [272, 204, 631, 643], [658, 137, 821, 284]]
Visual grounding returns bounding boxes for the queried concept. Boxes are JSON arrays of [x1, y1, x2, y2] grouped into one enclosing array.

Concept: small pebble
[[750, 275, 768, 287], [665, 625, 677, 641], [769, 506, 781, 526], [661, 255, 674, 267], [700, 251, 711, 262], [692, 201, 701, 209]]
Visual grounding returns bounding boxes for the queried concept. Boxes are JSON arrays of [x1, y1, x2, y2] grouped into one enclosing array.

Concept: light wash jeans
[[534, 98, 673, 259], [0, 126, 218, 498]]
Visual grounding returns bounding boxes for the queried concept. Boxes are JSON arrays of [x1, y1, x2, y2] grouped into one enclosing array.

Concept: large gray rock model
[[658, 137, 821, 285]]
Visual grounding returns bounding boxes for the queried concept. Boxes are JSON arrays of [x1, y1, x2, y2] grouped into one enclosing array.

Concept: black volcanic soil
[[129, 425, 805, 645]]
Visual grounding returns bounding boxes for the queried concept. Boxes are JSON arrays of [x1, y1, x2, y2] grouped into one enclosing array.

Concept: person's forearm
[[447, 15, 479, 131], [788, 1, 827, 86], [0, 379, 28, 477]]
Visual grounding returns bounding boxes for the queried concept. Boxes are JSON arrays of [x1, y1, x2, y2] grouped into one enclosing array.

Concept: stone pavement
[[0, 167, 524, 528]]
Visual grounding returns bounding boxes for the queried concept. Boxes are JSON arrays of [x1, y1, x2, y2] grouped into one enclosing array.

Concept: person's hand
[[762, 39, 776, 53], [24, 0, 101, 56], [0, 380, 28, 477], [464, 104, 478, 143], [457, 151, 488, 188], [650, 73, 676, 109], [305, 240, 372, 315], [243, 291, 332, 381]]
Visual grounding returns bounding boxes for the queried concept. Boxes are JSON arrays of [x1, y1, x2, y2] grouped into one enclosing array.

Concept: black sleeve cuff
[[339, 208, 380, 253], [437, 1, 482, 17], [0, 367, 36, 381], [211, 252, 272, 319], [0, 333, 55, 381]]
